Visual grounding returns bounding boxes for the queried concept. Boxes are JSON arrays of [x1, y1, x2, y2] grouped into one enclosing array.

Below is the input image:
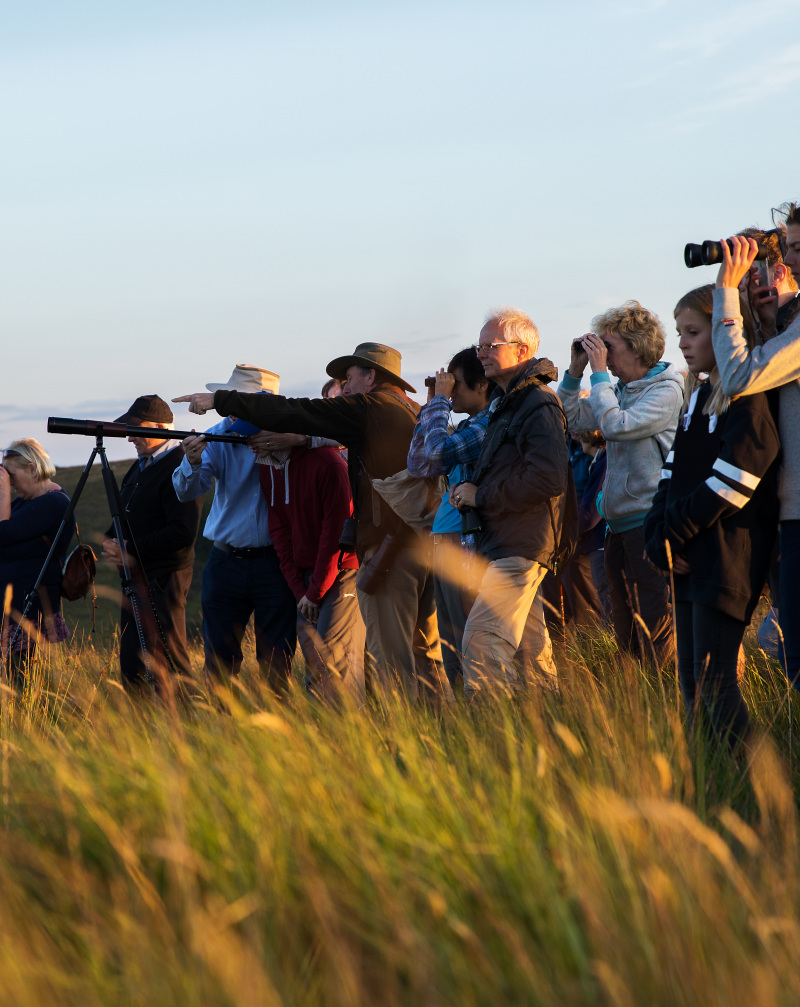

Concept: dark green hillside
[[55, 459, 213, 641]]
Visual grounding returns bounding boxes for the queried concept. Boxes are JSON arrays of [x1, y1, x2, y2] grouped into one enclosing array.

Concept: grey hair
[[485, 307, 540, 355]]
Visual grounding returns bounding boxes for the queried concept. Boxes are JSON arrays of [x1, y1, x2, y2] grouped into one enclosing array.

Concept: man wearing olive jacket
[[451, 308, 573, 700], [174, 343, 446, 704]]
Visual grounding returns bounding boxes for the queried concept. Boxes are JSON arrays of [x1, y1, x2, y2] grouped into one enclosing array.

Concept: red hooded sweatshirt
[[260, 446, 358, 605]]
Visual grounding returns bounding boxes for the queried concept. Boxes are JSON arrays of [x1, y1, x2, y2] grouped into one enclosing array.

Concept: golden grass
[[0, 625, 798, 1006]]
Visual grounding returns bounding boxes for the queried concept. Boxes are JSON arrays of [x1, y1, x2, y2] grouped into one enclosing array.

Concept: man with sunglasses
[[449, 308, 573, 700]]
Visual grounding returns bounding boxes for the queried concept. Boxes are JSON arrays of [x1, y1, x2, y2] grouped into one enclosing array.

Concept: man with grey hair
[[450, 308, 573, 699]]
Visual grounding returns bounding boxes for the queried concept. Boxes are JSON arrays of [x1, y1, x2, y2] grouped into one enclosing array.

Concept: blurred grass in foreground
[[0, 623, 799, 1006]]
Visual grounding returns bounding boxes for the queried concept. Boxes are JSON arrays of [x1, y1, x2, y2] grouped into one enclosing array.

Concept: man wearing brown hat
[[174, 343, 446, 702], [102, 394, 203, 694]]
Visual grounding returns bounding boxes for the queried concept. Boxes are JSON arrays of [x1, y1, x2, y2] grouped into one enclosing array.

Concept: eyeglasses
[[2, 450, 21, 460], [473, 340, 523, 354]]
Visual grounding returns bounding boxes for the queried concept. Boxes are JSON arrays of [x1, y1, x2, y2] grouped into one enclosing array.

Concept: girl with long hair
[[644, 284, 780, 746]]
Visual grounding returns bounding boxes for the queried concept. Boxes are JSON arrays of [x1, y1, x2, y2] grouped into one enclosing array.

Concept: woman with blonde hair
[[0, 438, 73, 670], [558, 300, 684, 664], [644, 284, 780, 746]]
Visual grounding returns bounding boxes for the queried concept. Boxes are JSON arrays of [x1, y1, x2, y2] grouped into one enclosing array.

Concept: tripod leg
[[98, 445, 158, 694]]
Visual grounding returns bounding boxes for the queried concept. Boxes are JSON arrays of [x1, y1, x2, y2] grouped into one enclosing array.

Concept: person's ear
[[774, 262, 788, 285]]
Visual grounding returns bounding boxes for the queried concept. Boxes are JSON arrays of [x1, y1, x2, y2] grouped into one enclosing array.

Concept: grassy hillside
[[0, 629, 798, 1006], [56, 458, 214, 640]]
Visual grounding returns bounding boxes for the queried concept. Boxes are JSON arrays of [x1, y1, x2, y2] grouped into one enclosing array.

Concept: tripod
[[4, 431, 156, 685]]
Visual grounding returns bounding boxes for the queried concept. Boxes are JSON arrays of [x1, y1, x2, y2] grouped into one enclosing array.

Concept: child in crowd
[[644, 285, 780, 748]]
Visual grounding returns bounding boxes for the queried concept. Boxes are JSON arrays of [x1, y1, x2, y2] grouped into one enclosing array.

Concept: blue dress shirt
[[171, 417, 271, 548]]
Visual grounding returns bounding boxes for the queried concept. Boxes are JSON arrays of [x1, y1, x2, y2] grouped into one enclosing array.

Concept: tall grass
[[0, 626, 799, 1006]]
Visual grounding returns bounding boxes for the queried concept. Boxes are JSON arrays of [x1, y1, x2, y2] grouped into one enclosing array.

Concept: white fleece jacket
[[558, 363, 684, 531]]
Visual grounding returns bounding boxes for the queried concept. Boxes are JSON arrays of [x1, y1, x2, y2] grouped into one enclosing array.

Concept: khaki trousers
[[356, 536, 447, 703], [462, 556, 557, 700], [296, 569, 366, 706]]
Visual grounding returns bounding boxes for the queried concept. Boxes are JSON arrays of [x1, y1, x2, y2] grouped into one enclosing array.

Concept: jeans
[[201, 546, 297, 688], [674, 599, 749, 747], [432, 531, 476, 690], [779, 521, 800, 689]]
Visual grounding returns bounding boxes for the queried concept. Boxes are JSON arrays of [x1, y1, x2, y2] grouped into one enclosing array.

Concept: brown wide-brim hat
[[326, 342, 416, 394], [115, 394, 174, 425]]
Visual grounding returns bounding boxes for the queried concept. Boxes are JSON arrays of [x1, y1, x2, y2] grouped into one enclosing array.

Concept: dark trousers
[[562, 552, 604, 626], [779, 520, 800, 688], [605, 526, 674, 664], [119, 567, 193, 693], [674, 599, 749, 747], [201, 546, 297, 687], [432, 532, 475, 690]]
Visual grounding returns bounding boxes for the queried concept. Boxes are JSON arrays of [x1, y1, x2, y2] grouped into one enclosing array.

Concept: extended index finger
[[172, 394, 194, 403]]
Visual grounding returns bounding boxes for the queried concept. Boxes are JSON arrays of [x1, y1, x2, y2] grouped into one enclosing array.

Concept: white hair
[[485, 307, 540, 355]]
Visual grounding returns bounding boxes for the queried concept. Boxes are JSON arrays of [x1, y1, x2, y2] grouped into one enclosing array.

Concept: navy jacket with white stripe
[[643, 382, 780, 622]]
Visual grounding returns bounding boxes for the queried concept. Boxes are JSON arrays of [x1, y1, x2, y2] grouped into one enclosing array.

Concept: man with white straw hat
[[172, 364, 308, 691], [174, 343, 447, 704]]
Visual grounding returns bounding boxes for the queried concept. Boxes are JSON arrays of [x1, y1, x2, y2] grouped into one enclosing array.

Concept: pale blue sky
[[3, 0, 799, 464]]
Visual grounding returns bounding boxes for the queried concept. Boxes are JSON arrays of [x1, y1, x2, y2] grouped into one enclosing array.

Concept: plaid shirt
[[406, 395, 490, 479]]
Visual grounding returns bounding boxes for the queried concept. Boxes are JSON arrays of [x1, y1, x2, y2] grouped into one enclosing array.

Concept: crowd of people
[[2, 200, 800, 752]]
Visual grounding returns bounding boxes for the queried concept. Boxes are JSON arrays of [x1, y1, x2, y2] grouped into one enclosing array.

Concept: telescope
[[47, 417, 251, 444]]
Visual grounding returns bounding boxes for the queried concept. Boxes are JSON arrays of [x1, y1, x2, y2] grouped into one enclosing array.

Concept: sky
[[2, 0, 800, 465]]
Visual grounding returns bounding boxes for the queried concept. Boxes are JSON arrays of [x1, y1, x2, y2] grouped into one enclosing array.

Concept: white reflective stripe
[[660, 469, 672, 480], [706, 476, 749, 509], [665, 450, 675, 464], [713, 457, 760, 490]]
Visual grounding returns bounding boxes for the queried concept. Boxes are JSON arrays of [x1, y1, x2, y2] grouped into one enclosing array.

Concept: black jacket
[[215, 386, 420, 556], [106, 447, 202, 579], [643, 383, 780, 622], [472, 357, 572, 567]]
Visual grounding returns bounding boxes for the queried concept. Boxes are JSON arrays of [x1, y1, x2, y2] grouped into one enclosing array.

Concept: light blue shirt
[[171, 417, 270, 548]]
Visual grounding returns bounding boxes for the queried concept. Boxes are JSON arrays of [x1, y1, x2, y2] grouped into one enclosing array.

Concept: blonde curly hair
[[591, 300, 665, 370]]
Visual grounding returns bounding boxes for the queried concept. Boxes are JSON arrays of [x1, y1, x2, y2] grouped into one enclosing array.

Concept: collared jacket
[[558, 363, 684, 532], [106, 447, 203, 579], [472, 357, 572, 567], [214, 385, 420, 557]]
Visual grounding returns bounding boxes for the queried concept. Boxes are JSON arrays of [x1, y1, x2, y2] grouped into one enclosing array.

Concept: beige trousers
[[462, 556, 557, 700], [356, 535, 448, 704]]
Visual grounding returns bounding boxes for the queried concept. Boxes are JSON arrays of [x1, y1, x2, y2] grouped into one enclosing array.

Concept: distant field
[[1, 627, 798, 1006], [56, 458, 214, 639]]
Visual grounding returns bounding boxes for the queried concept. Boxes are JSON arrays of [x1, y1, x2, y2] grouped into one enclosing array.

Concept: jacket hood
[[622, 361, 684, 390], [491, 356, 559, 405]]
